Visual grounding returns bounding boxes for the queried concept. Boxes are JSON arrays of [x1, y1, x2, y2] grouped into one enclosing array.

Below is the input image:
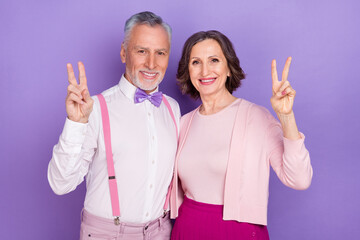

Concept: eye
[[211, 58, 219, 63], [191, 60, 200, 65], [157, 51, 166, 56], [137, 49, 146, 54]]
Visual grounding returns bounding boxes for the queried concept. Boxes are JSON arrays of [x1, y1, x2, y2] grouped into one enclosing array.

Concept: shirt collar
[[118, 74, 159, 101]]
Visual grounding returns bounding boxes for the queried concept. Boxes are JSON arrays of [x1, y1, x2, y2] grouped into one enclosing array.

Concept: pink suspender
[[97, 94, 121, 224], [162, 95, 179, 139], [97, 94, 178, 224], [161, 96, 178, 215]]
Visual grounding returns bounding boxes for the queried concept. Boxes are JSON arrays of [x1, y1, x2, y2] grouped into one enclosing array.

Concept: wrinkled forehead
[[127, 24, 171, 50], [190, 39, 224, 58]]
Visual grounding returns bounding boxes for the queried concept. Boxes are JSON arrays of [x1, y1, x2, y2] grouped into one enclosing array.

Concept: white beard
[[132, 72, 163, 91]]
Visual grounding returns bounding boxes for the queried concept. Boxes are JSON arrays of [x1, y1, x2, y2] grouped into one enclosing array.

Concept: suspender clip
[[114, 216, 120, 225], [162, 210, 167, 218]]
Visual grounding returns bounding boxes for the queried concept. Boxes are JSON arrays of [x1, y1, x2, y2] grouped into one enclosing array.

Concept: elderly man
[[48, 11, 180, 240]]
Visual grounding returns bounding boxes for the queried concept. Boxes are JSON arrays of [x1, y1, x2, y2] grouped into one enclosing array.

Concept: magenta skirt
[[171, 196, 270, 240]]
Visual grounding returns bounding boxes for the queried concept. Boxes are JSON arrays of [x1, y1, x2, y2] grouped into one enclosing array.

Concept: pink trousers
[[80, 209, 172, 240], [171, 196, 270, 240]]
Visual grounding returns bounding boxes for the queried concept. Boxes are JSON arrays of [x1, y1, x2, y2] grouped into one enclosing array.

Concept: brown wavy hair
[[177, 30, 245, 99]]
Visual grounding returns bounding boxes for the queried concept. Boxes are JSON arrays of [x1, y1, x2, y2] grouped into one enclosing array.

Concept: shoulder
[[89, 84, 120, 116], [91, 84, 119, 101], [238, 99, 278, 126], [163, 94, 181, 121], [101, 84, 120, 100], [163, 94, 180, 110], [180, 108, 197, 125]]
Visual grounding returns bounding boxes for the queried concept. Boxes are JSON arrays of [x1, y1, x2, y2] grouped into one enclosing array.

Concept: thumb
[[82, 89, 92, 102]]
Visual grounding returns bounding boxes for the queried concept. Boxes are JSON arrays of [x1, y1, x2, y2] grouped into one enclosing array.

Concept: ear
[[120, 43, 126, 63]]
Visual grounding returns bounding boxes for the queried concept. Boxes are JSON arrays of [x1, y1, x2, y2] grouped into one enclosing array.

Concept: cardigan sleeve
[[267, 116, 313, 190]]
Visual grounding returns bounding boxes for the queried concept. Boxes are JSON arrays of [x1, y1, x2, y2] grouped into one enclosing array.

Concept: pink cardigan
[[170, 98, 313, 225]]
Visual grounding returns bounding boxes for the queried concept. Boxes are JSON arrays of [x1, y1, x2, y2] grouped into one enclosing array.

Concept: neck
[[199, 90, 237, 115]]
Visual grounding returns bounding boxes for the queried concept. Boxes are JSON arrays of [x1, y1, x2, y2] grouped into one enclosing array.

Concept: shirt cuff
[[283, 132, 306, 153], [60, 118, 88, 144]]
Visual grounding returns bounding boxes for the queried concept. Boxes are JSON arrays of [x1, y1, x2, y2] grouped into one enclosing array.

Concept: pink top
[[178, 99, 240, 205], [170, 98, 313, 225]]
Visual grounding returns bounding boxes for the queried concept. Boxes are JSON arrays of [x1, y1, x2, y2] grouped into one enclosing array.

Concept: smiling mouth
[[141, 71, 158, 80], [199, 78, 216, 84]]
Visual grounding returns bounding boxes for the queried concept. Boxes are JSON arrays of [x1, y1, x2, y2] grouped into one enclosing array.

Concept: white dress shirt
[[48, 75, 180, 223]]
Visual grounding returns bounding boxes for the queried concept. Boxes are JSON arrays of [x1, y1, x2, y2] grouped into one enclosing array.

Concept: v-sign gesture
[[270, 57, 296, 115], [270, 57, 302, 140], [65, 61, 94, 123]]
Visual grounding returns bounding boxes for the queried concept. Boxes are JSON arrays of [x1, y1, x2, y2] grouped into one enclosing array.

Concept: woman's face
[[188, 39, 230, 98]]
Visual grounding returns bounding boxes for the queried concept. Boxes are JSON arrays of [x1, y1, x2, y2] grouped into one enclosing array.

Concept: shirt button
[[152, 160, 155, 164], [149, 184, 153, 189], [148, 112, 151, 116], [146, 212, 149, 217], [152, 136, 155, 140]]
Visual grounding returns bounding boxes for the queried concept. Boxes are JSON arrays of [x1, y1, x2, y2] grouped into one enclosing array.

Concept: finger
[[67, 63, 78, 85], [276, 85, 296, 98], [273, 80, 289, 98], [280, 88, 289, 97], [278, 80, 290, 93], [281, 87, 296, 97], [281, 56, 292, 82], [81, 88, 92, 103], [67, 84, 83, 98], [66, 92, 85, 105], [271, 59, 279, 86], [78, 61, 87, 88]]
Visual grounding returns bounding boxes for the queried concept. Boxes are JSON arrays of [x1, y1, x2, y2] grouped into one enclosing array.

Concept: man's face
[[121, 24, 171, 94]]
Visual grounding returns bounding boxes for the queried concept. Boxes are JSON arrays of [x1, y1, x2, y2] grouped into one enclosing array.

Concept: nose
[[201, 63, 209, 77], [145, 53, 156, 70]]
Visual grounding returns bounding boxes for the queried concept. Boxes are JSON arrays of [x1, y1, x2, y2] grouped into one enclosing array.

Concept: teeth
[[143, 72, 156, 77], [200, 78, 215, 83]]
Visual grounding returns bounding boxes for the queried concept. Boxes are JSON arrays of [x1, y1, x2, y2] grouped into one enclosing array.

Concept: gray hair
[[123, 11, 172, 48]]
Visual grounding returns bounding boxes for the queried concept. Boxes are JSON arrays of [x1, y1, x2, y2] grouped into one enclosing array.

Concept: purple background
[[1, 0, 359, 239]]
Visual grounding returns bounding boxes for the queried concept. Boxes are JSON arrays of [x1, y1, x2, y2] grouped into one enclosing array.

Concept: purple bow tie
[[134, 88, 163, 107]]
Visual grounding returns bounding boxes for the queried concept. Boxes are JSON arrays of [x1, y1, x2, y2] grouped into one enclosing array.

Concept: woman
[[169, 30, 313, 239]]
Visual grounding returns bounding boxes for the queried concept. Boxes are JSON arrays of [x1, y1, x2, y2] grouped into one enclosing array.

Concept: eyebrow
[[134, 46, 168, 52], [190, 55, 220, 60], [156, 48, 169, 52]]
